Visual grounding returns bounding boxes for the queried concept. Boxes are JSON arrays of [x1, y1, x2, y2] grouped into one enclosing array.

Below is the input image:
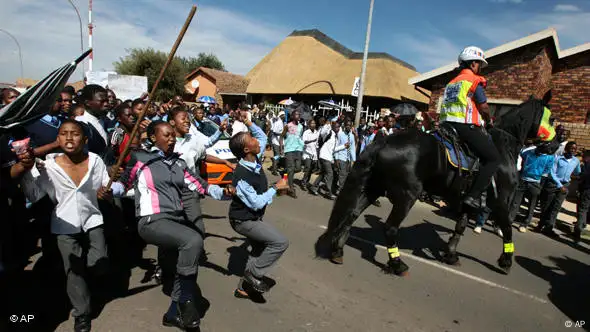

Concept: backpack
[[318, 130, 332, 149]]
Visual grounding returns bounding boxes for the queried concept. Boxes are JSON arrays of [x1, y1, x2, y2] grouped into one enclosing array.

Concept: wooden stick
[[106, 5, 197, 188]]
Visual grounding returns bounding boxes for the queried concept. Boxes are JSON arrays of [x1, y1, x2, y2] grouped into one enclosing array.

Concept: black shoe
[[288, 189, 298, 199], [372, 199, 381, 207], [573, 230, 581, 244], [162, 313, 183, 329], [243, 271, 270, 293], [542, 228, 560, 238], [177, 300, 200, 329], [309, 187, 319, 196], [463, 196, 481, 209], [74, 315, 91, 332], [327, 194, 337, 200]]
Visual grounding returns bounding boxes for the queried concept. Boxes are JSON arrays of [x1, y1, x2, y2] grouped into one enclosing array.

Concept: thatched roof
[[185, 67, 249, 95], [246, 29, 429, 103]]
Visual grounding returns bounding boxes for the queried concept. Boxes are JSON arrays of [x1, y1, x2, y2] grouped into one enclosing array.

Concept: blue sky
[[0, 0, 588, 82]]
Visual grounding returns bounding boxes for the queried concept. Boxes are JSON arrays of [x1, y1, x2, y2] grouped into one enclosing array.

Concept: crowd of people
[[1, 81, 588, 332]]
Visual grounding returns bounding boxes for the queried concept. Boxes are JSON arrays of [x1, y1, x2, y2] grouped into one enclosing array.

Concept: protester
[[537, 141, 581, 237], [310, 122, 348, 199], [74, 85, 110, 156], [232, 103, 251, 137], [25, 92, 68, 157], [227, 113, 289, 298], [269, 111, 285, 175], [359, 123, 376, 154], [280, 110, 304, 198], [1, 87, 20, 107], [28, 120, 124, 332], [301, 119, 319, 191], [118, 121, 233, 330], [574, 150, 590, 243], [334, 120, 356, 195]]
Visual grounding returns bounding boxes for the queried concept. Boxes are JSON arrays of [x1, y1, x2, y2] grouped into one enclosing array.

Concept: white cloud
[[393, 34, 460, 71], [554, 4, 580, 12], [0, 0, 291, 83]]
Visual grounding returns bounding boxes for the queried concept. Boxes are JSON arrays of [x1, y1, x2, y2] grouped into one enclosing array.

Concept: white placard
[[107, 74, 148, 101], [85, 71, 116, 88], [351, 77, 360, 97]]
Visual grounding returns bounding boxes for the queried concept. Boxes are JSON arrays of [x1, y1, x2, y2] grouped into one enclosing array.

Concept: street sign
[[351, 77, 360, 97]]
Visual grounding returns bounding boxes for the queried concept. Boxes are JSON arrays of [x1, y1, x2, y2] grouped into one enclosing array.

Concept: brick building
[[409, 28, 590, 150]]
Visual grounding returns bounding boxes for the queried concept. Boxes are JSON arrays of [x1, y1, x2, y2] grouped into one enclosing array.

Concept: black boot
[[177, 300, 200, 329], [243, 271, 270, 293], [162, 313, 183, 329], [74, 315, 91, 332]]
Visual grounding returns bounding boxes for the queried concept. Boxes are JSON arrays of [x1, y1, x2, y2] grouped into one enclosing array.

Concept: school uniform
[[301, 129, 319, 187], [311, 130, 347, 196], [540, 154, 581, 230], [33, 152, 124, 319], [229, 123, 288, 286], [334, 130, 356, 193], [283, 122, 304, 189]]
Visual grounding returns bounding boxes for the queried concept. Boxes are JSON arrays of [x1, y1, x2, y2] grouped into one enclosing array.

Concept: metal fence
[[263, 99, 380, 124]]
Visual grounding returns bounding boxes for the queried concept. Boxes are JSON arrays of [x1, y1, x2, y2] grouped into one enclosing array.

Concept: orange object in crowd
[[200, 161, 233, 185]]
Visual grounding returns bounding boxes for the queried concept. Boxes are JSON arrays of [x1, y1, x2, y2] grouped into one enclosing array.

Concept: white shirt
[[270, 117, 285, 146], [76, 111, 108, 144], [35, 152, 124, 234], [555, 141, 568, 157], [174, 134, 206, 174], [318, 130, 346, 163], [302, 129, 319, 160], [232, 112, 252, 137], [319, 123, 332, 140]]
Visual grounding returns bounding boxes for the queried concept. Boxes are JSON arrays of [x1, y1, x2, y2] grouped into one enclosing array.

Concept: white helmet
[[458, 46, 488, 67]]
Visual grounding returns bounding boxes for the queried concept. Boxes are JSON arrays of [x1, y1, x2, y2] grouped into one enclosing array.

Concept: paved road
[[8, 176, 590, 332]]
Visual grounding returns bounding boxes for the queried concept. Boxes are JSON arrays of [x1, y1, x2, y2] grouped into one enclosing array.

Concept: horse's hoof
[[443, 252, 460, 266], [386, 259, 410, 276], [497, 253, 513, 274], [330, 256, 343, 265]]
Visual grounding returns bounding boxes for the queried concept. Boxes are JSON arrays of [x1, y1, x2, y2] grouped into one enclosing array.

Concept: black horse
[[315, 97, 554, 275]]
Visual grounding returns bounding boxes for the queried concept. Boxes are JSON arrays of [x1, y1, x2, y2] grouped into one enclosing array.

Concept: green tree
[[180, 53, 226, 72], [114, 48, 226, 101]]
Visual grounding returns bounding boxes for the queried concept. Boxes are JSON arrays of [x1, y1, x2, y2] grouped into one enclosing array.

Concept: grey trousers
[[313, 159, 334, 195], [334, 160, 351, 192], [182, 189, 205, 235], [56, 226, 107, 317], [271, 144, 281, 172], [230, 219, 289, 279], [285, 151, 303, 188], [138, 213, 203, 301]]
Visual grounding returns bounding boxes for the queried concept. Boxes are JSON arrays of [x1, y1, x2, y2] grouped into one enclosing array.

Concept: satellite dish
[[191, 80, 199, 89]]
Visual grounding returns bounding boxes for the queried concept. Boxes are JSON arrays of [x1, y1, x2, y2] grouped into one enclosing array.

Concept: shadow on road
[[345, 214, 507, 274], [516, 255, 590, 331]]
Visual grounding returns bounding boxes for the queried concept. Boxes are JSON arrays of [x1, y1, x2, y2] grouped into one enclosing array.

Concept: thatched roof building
[[246, 29, 429, 108]]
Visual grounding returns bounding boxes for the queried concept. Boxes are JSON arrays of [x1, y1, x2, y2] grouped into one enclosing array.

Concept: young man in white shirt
[[269, 111, 286, 175], [31, 120, 123, 332], [301, 119, 319, 190], [309, 122, 348, 199]]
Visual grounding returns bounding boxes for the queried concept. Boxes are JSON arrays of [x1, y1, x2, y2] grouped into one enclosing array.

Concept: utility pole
[[354, 0, 375, 127], [88, 0, 94, 72], [66, 0, 85, 81], [0, 28, 24, 81]]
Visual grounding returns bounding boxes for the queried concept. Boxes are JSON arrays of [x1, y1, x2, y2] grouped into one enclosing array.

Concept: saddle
[[432, 123, 480, 173]]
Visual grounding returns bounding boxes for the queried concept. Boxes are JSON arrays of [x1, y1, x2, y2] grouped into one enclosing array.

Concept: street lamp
[[354, 0, 375, 127], [0, 28, 24, 82], [67, 0, 85, 81]]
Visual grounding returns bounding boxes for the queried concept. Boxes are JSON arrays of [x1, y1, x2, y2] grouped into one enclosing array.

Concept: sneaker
[[518, 226, 527, 233], [473, 226, 482, 234], [495, 226, 504, 237]]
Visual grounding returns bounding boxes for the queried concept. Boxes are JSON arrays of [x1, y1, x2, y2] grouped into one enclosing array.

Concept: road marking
[[318, 225, 548, 304]]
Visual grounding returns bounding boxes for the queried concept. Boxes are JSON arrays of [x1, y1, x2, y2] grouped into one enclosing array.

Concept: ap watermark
[[9, 314, 35, 323], [565, 320, 586, 328]]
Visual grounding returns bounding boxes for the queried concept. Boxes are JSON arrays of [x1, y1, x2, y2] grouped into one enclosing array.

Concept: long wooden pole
[[106, 5, 197, 188]]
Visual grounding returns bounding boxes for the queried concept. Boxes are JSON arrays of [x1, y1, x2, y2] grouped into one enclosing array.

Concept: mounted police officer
[[439, 46, 500, 209]]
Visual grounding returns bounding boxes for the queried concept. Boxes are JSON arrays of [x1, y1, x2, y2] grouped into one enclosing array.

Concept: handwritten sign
[[85, 71, 116, 88], [351, 77, 360, 97], [107, 74, 148, 101]]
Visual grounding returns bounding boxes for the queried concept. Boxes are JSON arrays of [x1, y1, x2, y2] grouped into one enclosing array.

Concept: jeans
[[509, 179, 542, 227], [302, 158, 317, 186], [448, 123, 501, 198], [577, 189, 590, 233], [285, 151, 303, 189], [540, 180, 568, 228], [230, 219, 289, 279], [475, 209, 490, 227]]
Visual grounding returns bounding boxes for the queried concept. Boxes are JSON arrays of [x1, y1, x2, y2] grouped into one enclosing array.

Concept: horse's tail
[[315, 139, 385, 258]]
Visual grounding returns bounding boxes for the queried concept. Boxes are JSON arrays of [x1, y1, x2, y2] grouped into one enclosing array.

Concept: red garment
[[117, 133, 132, 165]]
